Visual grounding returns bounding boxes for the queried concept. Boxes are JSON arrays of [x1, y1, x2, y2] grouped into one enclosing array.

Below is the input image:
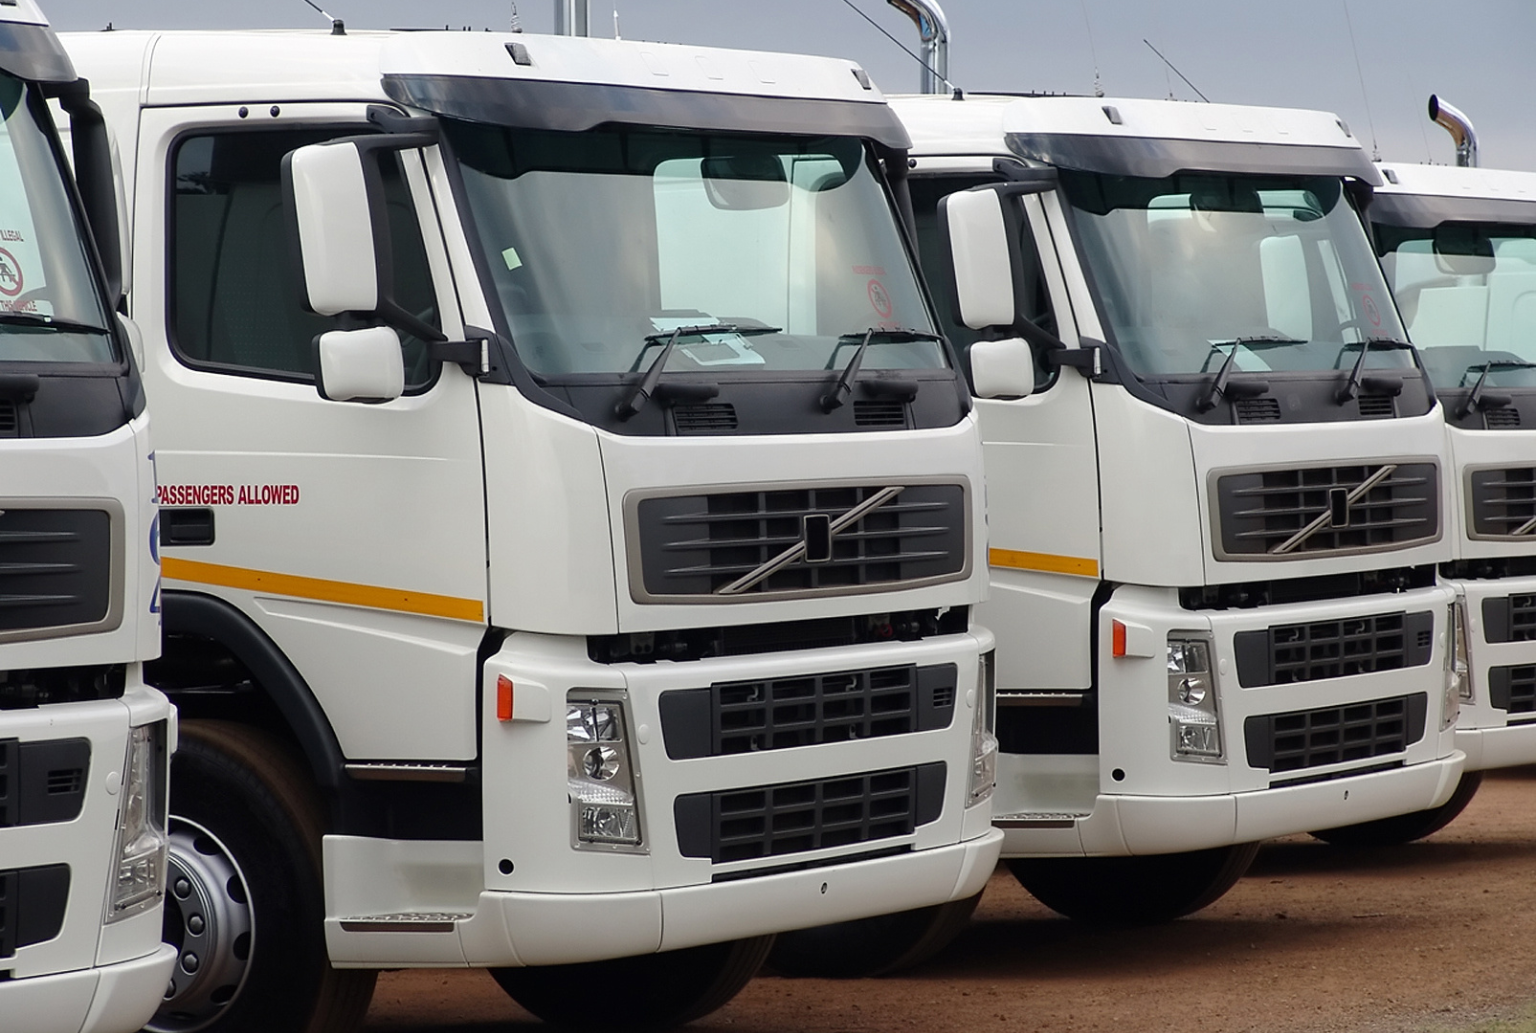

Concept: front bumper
[[0, 942, 176, 1033], [1450, 575, 1536, 771]]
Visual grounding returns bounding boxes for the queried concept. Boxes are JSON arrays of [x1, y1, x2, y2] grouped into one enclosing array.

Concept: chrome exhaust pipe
[[1428, 95, 1478, 168], [554, 0, 589, 36], [886, 0, 950, 94]]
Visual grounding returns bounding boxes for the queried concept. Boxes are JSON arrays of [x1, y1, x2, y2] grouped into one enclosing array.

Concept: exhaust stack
[[554, 0, 589, 36], [886, 0, 950, 95], [1429, 95, 1478, 168]]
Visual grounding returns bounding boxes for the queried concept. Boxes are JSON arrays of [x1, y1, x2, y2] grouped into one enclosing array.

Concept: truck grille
[[1233, 611, 1434, 687], [1244, 693, 1427, 774], [1489, 665, 1536, 715], [0, 509, 112, 632], [0, 864, 71, 958], [674, 763, 945, 864], [659, 664, 956, 760], [1214, 462, 1438, 558], [631, 483, 967, 600], [0, 738, 91, 828], [1482, 594, 1536, 644], [1469, 467, 1536, 539]]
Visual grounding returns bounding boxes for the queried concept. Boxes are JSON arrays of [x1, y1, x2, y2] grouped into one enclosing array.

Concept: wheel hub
[[148, 817, 255, 1033]]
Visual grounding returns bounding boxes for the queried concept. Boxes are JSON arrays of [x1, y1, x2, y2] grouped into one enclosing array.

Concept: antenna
[[300, 0, 345, 34], [510, 2, 521, 32], [613, 7, 621, 39], [837, 0, 957, 95], [1340, 0, 1380, 160], [1143, 39, 1208, 103], [1078, 0, 1103, 99]]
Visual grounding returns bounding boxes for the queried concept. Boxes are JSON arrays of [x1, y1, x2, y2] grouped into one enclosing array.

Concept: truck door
[[133, 105, 488, 763]]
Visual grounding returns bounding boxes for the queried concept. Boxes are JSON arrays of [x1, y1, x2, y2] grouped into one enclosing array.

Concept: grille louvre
[[1215, 462, 1438, 558], [1485, 407, 1522, 428], [1233, 610, 1434, 687], [1234, 397, 1281, 423], [1483, 595, 1536, 644], [853, 399, 908, 428], [0, 510, 112, 632], [674, 763, 946, 864], [673, 403, 738, 433], [634, 483, 966, 599], [659, 664, 956, 760], [0, 401, 16, 436], [1358, 394, 1396, 418], [1244, 693, 1427, 773], [1469, 467, 1536, 539], [1489, 665, 1536, 715]]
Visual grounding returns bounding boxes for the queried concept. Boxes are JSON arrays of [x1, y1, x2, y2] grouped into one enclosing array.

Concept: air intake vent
[[0, 401, 16, 437], [1469, 467, 1536, 539], [0, 509, 112, 632], [853, 399, 907, 428], [673, 403, 738, 433], [632, 483, 967, 600], [674, 763, 946, 864], [658, 663, 956, 759], [1489, 665, 1536, 715], [1358, 394, 1395, 418], [0, 738, 90, 827], [1485, 407, 1522, 428], [1234, 397, 1281, 423], [1233, 610, 1434, 687], [1244, 693, 1427, 773], [1215, 462, 1438, 558]]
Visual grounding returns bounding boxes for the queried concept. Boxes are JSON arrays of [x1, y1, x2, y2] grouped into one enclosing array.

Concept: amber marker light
[[1111, 619, 1127, 658], [497, 675, 514, 721]]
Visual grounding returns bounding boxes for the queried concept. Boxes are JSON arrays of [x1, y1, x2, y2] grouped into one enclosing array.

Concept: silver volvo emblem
[[715, 486, 905, 595]]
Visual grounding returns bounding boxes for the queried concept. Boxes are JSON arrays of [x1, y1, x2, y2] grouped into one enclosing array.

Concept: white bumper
[[1450, 575, 1536, 771], [0, 943, 176, 1033]]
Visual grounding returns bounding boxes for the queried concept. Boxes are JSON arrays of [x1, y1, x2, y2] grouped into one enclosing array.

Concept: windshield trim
[[1005, 131, 1382, 186], [1371, 191, 1536, 230]]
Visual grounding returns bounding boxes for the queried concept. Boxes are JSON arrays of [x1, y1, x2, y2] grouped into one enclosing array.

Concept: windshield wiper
[[1195, 336, 1300, 413], [1460, 359, 1530, 417], [613, 323, 779, 420], [1337, 337, 1413, 405], [821, 328, 943, 412], [0, 312, 112, 336]]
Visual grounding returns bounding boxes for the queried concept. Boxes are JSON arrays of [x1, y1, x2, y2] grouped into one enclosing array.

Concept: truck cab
[[893, 93, 1465, 922], [0, 4, 174, 1033], [65, 28, 1000, 1031]]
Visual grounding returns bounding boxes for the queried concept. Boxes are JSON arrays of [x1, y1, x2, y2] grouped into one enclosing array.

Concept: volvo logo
[[715, 486, 906, 595], [1270, 465, 1397, 555]]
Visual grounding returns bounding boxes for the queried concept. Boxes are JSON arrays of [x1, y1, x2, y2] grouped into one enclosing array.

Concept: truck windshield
[[0, 73, 113, 363], [443, 121, 943, 376], [1062, 170, 1409, 378], [1376, 219, 1536, 389]]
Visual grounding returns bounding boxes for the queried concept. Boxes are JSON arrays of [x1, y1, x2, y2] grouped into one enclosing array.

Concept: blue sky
[[47, 1, 1536, 170]]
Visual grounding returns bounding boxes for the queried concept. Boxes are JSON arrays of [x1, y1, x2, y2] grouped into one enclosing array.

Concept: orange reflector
[[496, 675, 514, 722], [1111, 620, 1127, 658]]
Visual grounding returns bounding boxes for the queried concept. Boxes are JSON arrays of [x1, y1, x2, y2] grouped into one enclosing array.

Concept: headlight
[[1444, 602, 1468, 730], [968, 650, 998, 807], [567, 695, 644, 849], [106, 720, 169, 922], [1168, 635, 1223, 762]]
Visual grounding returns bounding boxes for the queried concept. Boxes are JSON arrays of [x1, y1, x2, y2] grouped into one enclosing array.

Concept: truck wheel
[[765, 893, 982, 977], [489, 935, 773, 1030], [149, 720, 376, 1033], [1007, 842, 1261, 925], [1311, 771, 1484, 847]]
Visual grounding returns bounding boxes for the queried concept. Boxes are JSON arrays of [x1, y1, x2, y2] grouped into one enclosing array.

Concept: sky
[[45, 0, 1536, 171]]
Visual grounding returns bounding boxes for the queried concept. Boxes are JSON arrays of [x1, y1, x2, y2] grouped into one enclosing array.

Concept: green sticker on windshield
[[501, 246, 522, 271]]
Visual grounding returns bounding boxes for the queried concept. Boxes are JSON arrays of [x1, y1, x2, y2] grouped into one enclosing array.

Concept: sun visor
[[1369, 190, 1536, 230], [0, 21, 76, 83], [1005, 131, 1383, 186], [382, 74, 912, 149]]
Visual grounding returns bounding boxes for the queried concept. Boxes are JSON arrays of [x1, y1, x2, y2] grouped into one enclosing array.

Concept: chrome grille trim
[[1467, 465, 1536, 541]]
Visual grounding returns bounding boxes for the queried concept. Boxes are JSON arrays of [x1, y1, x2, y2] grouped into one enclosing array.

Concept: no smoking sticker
[[867, 278, 893, 320], [0, 248, 22, 298]]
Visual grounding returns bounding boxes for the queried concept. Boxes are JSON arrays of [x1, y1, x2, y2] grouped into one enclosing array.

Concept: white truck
[[0, 3, 175, 1032], [1362, 120, 1536, 842], [892, 93, 1465, 922], [64, 27, 1001, 1031]]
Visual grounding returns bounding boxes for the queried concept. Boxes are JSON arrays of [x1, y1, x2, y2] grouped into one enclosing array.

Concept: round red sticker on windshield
[[1362, 294, 1381, 327], [867, 278, 893, 320], [0, 248, 23, 298]]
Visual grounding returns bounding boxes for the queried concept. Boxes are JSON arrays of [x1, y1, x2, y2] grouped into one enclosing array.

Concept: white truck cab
[[1368, 159, 1536, 837], [64, 28, 1000, 1030], [894, 93, 1465, 922], [0, 3, 175, 1033]]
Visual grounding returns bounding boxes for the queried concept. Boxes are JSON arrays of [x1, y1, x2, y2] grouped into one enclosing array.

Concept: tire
[[150, 720, 376, 1033], [766, 893, 982, 978], [490, 935, 773, 1030], [1007, 842, 1261, 925], [1311, 771, 1484, 848]]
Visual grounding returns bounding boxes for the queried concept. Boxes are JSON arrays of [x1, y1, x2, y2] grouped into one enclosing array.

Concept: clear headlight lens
[[968, 650, 998, 807], [567, 696, 643, 849], [1168, 635, 1223, 762], [1445, 601, 1469, 729], [107, 721, 169, 923]]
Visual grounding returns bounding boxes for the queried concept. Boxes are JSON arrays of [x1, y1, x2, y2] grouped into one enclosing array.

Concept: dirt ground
[[364, 767, 1536, 1033]]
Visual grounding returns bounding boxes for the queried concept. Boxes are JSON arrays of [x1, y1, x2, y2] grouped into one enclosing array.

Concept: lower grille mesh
[[1234, 610, 1434, 687], [1244, 693, 1427, 774], [674, 763, 945, 864], [1489, 666, 1536, 715]]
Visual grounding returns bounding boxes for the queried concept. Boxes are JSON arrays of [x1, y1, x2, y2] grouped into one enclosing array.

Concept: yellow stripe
[[161, 557, 485, 623], [988, 548, 1099, 578]]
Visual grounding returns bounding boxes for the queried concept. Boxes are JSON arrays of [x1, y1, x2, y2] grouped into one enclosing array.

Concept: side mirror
[[315, 326, 404, 403], [283, 141, 381, 316], [969, 338, 1035, 399], [939, 188, 1016, 330]]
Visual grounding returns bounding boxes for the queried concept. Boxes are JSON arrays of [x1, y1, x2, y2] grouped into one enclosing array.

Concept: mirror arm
[[430, 333, 492, 378]]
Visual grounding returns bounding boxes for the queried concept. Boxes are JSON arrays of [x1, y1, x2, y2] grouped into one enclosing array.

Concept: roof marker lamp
[[107, 720, 170, 922], [1445, 602, 1469, 730], [1168, 635, 1223, 762], [567, 694, 644, 850]]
